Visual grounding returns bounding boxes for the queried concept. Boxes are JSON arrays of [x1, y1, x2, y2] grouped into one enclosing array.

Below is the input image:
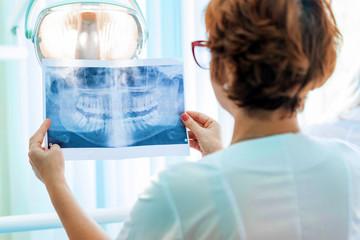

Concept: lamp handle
[[25, 0, 37, 39]]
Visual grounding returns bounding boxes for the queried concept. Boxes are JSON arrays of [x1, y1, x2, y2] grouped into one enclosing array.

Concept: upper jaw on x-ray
[[46, 64, 184, 148]]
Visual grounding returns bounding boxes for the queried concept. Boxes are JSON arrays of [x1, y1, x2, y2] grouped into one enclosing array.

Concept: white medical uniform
[[117, 133, 360, 240], [305, 106, 360, 147]]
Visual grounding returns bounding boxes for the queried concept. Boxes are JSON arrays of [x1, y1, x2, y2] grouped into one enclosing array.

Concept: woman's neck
[[231, 110, 301, 144]]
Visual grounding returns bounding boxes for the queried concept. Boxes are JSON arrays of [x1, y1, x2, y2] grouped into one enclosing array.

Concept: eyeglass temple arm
[[192, 41, 207, 69], [192, 41, 207, 47]]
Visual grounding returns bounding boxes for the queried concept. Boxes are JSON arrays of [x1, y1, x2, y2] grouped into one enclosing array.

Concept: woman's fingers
[[189, 139, 202, 153], [188, 131, 197, 140], [188, 130, 202, 152], [29, 159, 43, 181], [29, 119, 51, 149], [48, 144, 64, 157], [28, 146, 45, 160], [182, 111, 223, 156], [28, 120, 66, 185], [181, 113, 203, 135], [50, 144, 61, 151], [186, 111, 212, 126]]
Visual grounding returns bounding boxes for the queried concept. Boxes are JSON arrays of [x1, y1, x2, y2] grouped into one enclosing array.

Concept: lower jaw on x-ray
[[44, 59, 188, 159]]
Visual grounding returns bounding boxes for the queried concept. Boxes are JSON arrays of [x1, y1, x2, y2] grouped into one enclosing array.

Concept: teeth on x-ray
[[46, 63, 185, 148]]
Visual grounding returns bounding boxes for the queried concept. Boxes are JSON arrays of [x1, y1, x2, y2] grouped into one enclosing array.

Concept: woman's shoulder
[[303, 133, 360, 168], [329, 137, 360, 162], [304, 132, 360, 152]]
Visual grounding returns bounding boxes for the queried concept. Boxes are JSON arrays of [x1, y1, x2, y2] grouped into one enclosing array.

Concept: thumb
[[181, 113, 203, 135], [49, 144, 62, 153]]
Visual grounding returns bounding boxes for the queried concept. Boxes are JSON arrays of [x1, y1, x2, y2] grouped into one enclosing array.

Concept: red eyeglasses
[[192, 41, 211, 70]]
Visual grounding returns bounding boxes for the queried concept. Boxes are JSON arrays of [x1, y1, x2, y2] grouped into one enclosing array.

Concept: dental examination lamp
[[25, 0, 148, 63]]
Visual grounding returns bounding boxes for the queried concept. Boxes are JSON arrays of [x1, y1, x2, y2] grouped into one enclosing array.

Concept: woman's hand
[[28, 119, 111, 240], [181, 111, 223, 156], [28, 119, 65, 185]]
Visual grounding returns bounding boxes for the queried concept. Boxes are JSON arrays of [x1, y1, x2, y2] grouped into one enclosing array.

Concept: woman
[[28, 0, 360, 239]]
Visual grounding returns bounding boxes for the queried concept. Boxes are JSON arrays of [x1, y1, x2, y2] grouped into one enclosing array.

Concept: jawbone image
[[43, 59, 189, 160]]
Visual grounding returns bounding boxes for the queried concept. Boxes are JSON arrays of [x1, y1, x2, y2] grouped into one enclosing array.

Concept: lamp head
[[25, 0, 148, 63]]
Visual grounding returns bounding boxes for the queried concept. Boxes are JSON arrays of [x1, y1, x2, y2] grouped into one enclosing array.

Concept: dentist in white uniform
[[28, 0, 360, 239]]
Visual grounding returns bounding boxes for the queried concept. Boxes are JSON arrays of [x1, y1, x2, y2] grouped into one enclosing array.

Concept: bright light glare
[[38, 4, 139, 60]]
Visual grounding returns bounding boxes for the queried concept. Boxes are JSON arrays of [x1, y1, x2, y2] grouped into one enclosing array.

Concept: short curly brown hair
[[205, 0, 341, 115]]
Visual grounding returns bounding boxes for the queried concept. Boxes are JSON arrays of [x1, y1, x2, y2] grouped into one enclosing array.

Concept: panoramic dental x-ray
[[44, 59, 188, 160]]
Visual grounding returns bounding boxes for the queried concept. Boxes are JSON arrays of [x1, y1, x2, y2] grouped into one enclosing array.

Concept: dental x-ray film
[[43, 59, 189, 160]]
